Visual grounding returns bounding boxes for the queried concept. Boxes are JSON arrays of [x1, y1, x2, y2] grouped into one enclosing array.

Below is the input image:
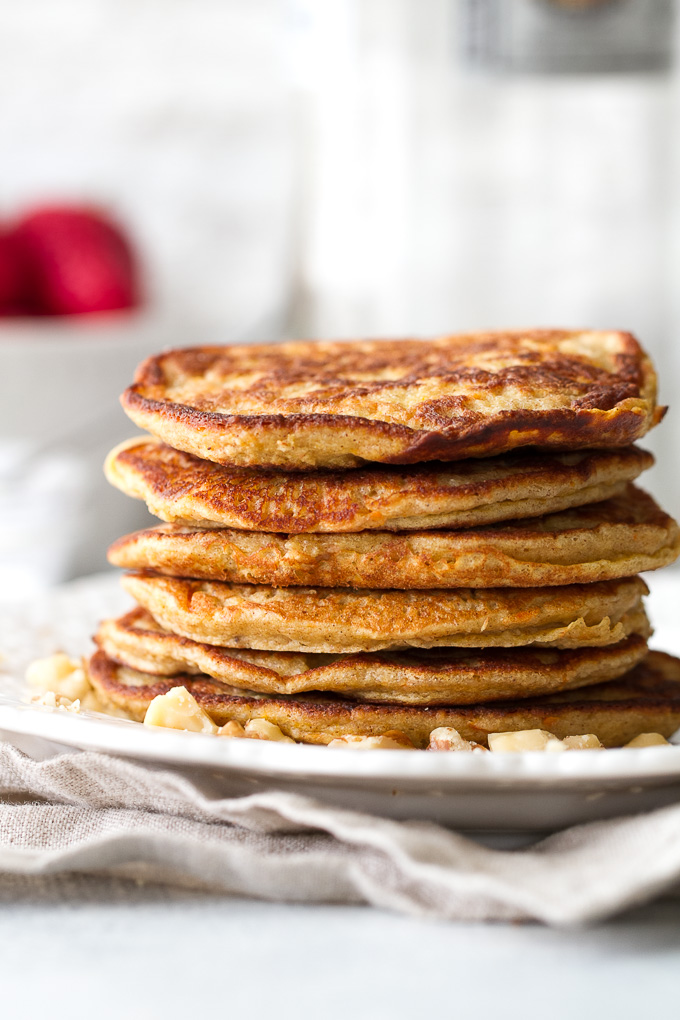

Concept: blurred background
[[1, 0, 679, 595]]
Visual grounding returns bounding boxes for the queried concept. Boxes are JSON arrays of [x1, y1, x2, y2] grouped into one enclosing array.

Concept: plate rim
[[2, 697, 680, 789]]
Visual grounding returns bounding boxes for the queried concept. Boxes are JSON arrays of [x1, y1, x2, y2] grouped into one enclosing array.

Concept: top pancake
[[121, 331, 663, 469], [105, 438, 653, 534]]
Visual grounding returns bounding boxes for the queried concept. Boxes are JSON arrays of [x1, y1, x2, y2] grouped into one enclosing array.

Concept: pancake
[[104, 438, 653, 534], [120, 573, 650, 653], [108, 485, 679, 589], [96, 609, 649, 705], [120, 331, 663, 469], [86, 649, 680, 748]]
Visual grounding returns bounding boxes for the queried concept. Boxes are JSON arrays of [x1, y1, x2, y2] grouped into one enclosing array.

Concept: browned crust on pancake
[[87, 649, 680, 748], [108, 485, 680, 589], [96, 609, 649, 705], [104, 438, 653, 533], [121, 332, 664, 469], [120, 572, 651, 653]]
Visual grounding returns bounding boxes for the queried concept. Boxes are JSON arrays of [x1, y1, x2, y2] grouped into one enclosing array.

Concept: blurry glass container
[[0, 442, 86, 602], [288, 0, 680, 517], [0, 313, 180, 590], [462, 0, 675, 74], [456, 0, 679, 513]]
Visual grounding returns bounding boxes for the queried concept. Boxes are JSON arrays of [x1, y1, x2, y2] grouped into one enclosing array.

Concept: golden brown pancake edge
[[104, 437, 653, 533], [107, 484, 680, 589], [121, 331, 663, 469], [95, 608, 649, 705], [87, 648, 680, 748], [119, 572, 651, 653]]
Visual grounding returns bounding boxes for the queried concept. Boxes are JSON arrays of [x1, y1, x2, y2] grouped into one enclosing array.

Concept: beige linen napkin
[[2, 742, 680, 925]]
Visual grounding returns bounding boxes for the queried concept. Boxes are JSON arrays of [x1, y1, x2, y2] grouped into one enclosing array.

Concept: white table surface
[[1, 569, 680, 1015], [1, 885, 679, 1019]]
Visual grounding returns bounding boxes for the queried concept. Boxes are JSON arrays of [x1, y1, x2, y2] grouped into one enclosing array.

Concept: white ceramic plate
[[2, 571, 680, 832]]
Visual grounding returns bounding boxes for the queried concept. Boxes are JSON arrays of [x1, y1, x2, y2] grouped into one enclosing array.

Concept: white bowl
[[0, 312, 184, 586]]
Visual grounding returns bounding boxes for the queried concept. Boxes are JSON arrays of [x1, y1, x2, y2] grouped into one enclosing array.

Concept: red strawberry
[[0, 229, 32, 314], [11, 205, 141, 315]]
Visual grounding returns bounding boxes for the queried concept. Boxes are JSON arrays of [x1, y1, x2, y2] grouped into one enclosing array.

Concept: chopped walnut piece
[[488, 729, 558, 752], [26, 653, 91, 702], [544, 738, 568, 753], [427, 727, 488, 752], [244, 719, 296, 743], [623, 733, 669, 748], [490, 729, 607, 752], [327, 730, 415, 750], [144, 686, 217, 734], [562, 734, 604, 750], [26, 653, 132, 719], [217, 720, 247, 738]]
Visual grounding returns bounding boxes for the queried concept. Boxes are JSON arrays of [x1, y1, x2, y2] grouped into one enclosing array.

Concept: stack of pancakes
[[91, 329, 680, 747]]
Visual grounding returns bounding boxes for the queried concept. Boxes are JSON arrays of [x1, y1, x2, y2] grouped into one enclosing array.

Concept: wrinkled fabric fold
[[1, 742, 679, 925]]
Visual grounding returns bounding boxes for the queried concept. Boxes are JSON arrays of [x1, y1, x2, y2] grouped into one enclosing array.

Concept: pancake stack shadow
[[92, 330, 680, 748]]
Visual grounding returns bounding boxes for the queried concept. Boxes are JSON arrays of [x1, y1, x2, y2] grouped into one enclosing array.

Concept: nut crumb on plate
[[328, 730, 415, 750], [427, 727, 488, 752], [242, 719, 295, 743], [31, 690, 82, 713], [488, 729, 605, 752], [217, 720, 247, 738], [623, 732, 669, 748], [144, 686, 217, 734]]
